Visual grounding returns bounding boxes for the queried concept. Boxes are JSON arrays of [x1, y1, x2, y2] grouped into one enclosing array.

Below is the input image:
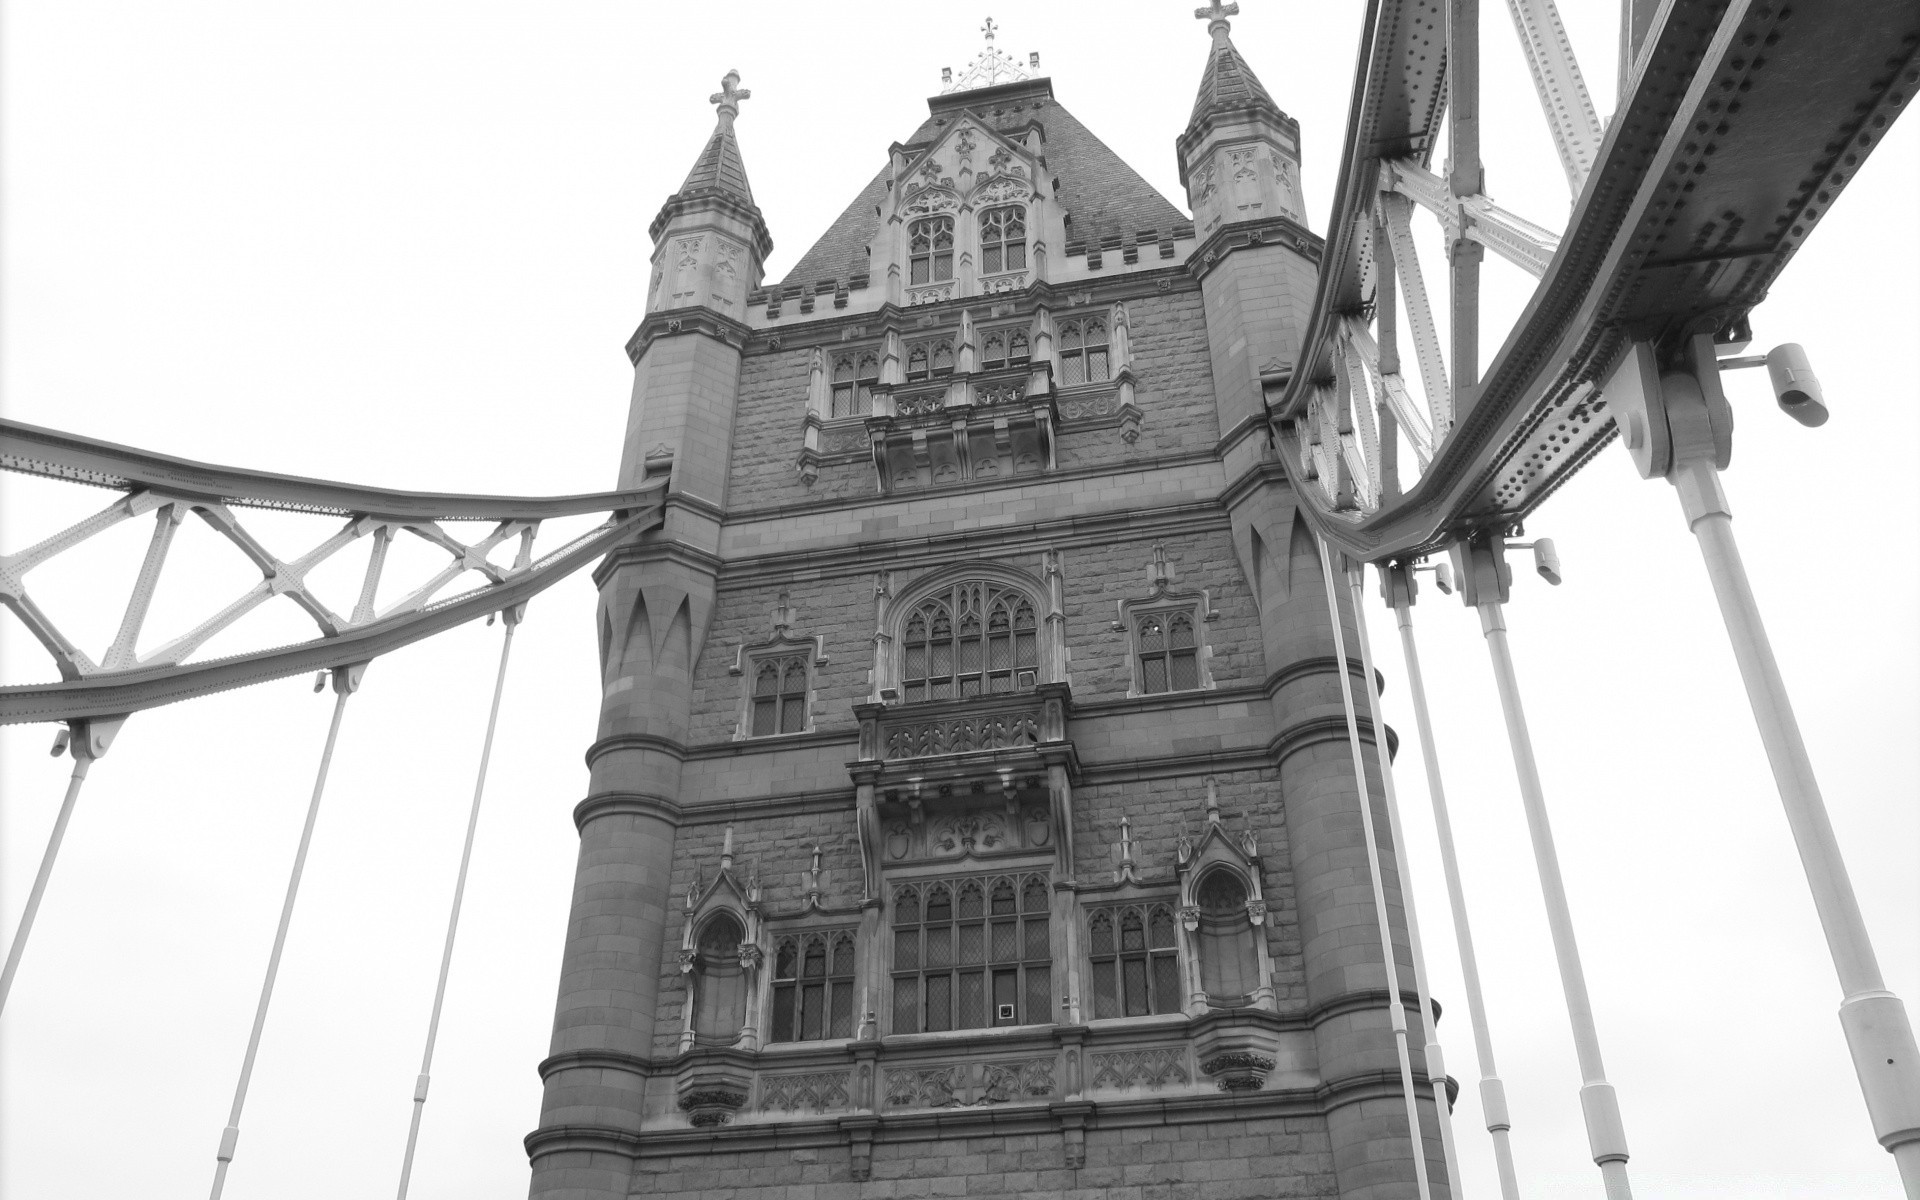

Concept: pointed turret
[[1176, 2, 1305, 233], [1187, 8, 1280, 127], [643, 69, 773, 317]]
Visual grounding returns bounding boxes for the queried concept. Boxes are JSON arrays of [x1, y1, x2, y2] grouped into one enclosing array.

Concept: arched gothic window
[[978, 205, 1027, 275], [905, 337, 955, 383], [901, 580, 1038, 702], [981, 327, 1030, 370], [691, 912, 747, 1042], [1058, 318, 1110, 385], [909, 216, 955, 285], [1195, 870, 1259, 1005], [831, 352, 880, 419], [1136, 611, 1199, 694], [1087, 902, 1181, 1018], [770, 930, 857, 1042], [750, 654, 809, 736]]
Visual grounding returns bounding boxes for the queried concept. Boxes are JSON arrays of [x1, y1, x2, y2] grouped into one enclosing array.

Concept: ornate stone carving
[[973, 176, 1030, 207], [1179, 904, 1200, 932], [1199, 1052, 1274, 1092], [1089, 1048, 1191, 1091], [881, 708, 1041, 760], [896, 392, 946, 417], [929, 811, 1010, 856], [758, 1071, 852, 1113], [976, 380, 1025, 406], [906, 283, 956, 307], [678, 1087, 748, 1126], [884, 1058, 1055, 1107]]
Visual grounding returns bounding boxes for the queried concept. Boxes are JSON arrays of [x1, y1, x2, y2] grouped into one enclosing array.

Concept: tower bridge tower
[[529, 18, 1447, 1199]]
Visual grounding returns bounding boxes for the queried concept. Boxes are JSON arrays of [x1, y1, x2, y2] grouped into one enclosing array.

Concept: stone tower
[[528, 18, 1448, 1200]]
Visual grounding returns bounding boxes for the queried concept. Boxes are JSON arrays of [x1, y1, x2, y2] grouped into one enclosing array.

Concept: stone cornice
[[647, 188, 774, 260], [625, 306, 757, 366], [573, 792, 684, 831], [592, 536, 727, 588], [538, 1049, 655, 1082], [583, 732, 687, 769], [1187, 215, 1324, 284], [717, 489, 1228, 584]]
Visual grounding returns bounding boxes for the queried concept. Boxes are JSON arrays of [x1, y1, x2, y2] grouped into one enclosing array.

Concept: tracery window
[[770, 929, 856, 1042], [1087, 902, 1182, 1018], [891, 874, 1052, 1033], [905, 337, 956, 383], [909, 215, 955, 285], [831, 351, 880, 419], [748, 653, 809, 736], [980, 327, 1031, 370], [1195, 869, 1260, 1005], [1057, 318, 1111, 386], [978, 206, 1027, 275], [1135, 610, 1200, 694], [690, 912, 748, 1043], [901, 580, 1038, 702]]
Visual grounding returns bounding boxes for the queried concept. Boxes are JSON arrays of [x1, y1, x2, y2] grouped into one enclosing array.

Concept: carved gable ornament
[[894, 117, 1036, 223]]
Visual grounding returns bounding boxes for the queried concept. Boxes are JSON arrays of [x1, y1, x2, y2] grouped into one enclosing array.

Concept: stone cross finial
[[709, 69, 750, 126], [1195, 0, 1239, 42]]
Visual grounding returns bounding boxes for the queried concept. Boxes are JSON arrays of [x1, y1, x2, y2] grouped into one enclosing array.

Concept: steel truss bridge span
[[1276, 0, 1918, 562], [0, 418, 668, 724]]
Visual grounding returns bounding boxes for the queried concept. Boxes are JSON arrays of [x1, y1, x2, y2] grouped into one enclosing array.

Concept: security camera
[[1766, 343, 1827, 427], [1531, 538, 1561, 586], [1430, 562, 1454, 595]]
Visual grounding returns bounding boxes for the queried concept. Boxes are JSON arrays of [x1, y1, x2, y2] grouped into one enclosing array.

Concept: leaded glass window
[[905, 337, 955, 383], [831, 351, 880, 419], [769, 930, 857, 1042], [909, 216, 954, 285], [750, 654, 809, 736], [891, 873, 1052, 1033], [1058, 318, 1110, 385], [981, 327, 1031, 370], [1087, 902, 1182, 1018], [1136, 611, 1200, 694], [979, 206, 1027, 275], [900, 580, 1038, 703]]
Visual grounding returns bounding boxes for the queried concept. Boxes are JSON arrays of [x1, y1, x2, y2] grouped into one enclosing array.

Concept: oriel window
[[979, 206, 1027, 275], [891, 873, 1052, 1033], [769, 930, 857, 1042], [830, 352, 880, 419], [909, 216, 955, 286], [904, 338, 955, 383], [1087, 902, 1182, 1018]]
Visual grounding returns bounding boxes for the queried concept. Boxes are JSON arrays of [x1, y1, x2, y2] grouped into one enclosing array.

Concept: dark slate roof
[[679, 119, 755, 205], [778, 81, 1189, 289], [1189, 33, 1279, 125]]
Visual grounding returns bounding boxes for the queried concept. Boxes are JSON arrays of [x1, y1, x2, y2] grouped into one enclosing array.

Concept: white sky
[[2, 3, 1915, 1198]]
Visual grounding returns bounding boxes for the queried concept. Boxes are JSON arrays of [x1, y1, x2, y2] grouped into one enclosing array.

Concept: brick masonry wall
[[626, 1118, 1340, 1199]]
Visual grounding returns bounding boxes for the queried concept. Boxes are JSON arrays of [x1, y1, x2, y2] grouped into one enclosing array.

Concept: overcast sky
[[2, 3, 1915, 1198]]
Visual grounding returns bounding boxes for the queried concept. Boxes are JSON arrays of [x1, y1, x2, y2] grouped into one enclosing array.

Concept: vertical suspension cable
[[209, 670, 359, 1200], [1477, 597, 1633, 1199], [1392, 591, 1523, 1200], [1314, 535, 1433, 1200], [396, 610, 520, 1199], [0, 750, 94, 1013], [1346, 567, 1465, 1200]]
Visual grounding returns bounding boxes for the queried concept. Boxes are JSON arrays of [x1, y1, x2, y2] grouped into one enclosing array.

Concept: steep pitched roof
[[1189, 32, 1279, 125], [678, 120, 755, 205], [778, 81, 1189, 289]]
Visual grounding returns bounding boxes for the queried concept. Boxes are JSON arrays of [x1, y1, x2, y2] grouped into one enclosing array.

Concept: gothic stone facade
[[527, 36, 1448, 1200]]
